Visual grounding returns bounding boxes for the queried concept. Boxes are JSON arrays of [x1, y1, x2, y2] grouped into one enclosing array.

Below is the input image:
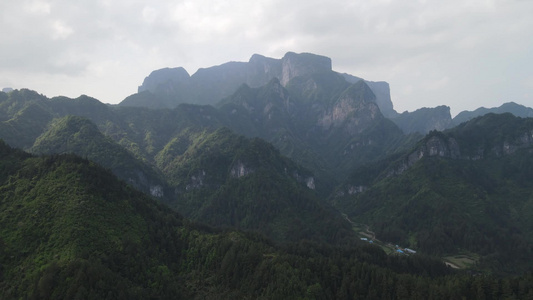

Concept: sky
[[1, 0, 532, 116]]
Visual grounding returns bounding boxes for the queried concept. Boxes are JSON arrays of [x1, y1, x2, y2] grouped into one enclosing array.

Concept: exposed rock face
[[389, 134, 460, 176], [348, 185, 365, 195], [122, 52, 396, 117], [280, 52, 332, 86], [364, 81, 396, 119], [186, 170, 206, 190], [230, 161, 253, 178], [290, 171, 316, 190], [390, 126, 533, 177], [246, 54, 282, 88], [334, 185, 366, 198], [495, 129, 533, 156], [150, 185, 164, 197], [318, 81, 381, 135], [425, 135, 461, 158], [342, 73, 396, 119], [306, 177, 316, 190]]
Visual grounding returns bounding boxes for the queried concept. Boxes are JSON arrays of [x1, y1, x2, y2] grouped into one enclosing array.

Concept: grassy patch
[[443, 253, 478, 269]]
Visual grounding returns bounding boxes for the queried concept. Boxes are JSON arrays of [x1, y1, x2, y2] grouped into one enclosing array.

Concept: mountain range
[[1, 51, 533, 297]]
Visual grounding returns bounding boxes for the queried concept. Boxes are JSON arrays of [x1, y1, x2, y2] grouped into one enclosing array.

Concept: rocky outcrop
[[150, 185, 164, 197], [246, 54, 282, 87], [342, 73, 396, 119], [122, 52, 395, 117], [186, 170, 206, 190], [364, 81, 396, 119], [230, 161, 253, 178], [388, 134, 460, 176], [390, 125, 533, 177], [306, 177, 316, 190], [495, 129, 533, 156], [292, 171, 316, 190], [318, 81, 382, 135], [279, 52, 332, 86]]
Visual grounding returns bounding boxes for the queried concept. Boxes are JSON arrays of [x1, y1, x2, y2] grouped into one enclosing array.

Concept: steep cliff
[[342, 73, 397, 119], [120, 52, 397, 117]]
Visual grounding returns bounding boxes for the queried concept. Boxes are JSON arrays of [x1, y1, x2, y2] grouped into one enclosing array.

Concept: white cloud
[[24, 0, 51, 15], [142, 6, 159, 24], [51, 20, 74, 40]]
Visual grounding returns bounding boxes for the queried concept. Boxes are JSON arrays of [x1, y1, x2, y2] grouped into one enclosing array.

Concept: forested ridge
[[335, 114, 533, 275], [1, 140, 532, 299]]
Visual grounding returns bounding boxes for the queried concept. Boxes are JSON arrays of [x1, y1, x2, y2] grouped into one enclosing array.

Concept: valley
[[344, 213, 480, 270]]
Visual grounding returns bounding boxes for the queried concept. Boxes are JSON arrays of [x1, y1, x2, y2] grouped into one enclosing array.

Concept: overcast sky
[[1, 0, 532, 116]]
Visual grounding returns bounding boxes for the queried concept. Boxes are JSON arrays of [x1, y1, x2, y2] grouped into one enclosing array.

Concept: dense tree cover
[[160, 127, 356, 244], [31, 115, 170, 199], [336, 114, 533, 275], [447, 113, 533, 158], [0, 90, 358, 245], [1, 140, 532, 299], [1, 88, 533, 280]]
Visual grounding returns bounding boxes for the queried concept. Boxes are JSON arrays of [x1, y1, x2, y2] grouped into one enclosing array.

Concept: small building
[[360, 238, 368, 241], [405, 248, 417, 254], [396, 249, 404, 254]]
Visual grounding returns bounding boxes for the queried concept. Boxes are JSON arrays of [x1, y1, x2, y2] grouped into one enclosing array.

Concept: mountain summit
[[121, 52, 396, 117]]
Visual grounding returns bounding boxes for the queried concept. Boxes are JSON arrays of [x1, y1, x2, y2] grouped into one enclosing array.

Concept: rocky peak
[[280, 52, 332, 86], [125, 51, 394, 117], [391, 105, 453, 134], [138, 67, 190, 93], [341, 73, 396, 118], [364, 81, 396, 118], [246, 54, 283, 87]]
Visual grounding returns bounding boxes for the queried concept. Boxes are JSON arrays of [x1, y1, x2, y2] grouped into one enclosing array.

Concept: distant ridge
[[453, 102, 533, 125]]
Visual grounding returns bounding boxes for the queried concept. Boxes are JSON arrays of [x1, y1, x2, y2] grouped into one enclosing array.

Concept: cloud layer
[[1, 0, 531, 115]]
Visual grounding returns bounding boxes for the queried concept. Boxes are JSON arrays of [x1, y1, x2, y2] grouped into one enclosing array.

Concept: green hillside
[[335, 114, 533, 274], [0, 88, 361, 245], [159, 127, 355, 244], [2, 140, 532, 299], [31, 115, 170, 199]]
